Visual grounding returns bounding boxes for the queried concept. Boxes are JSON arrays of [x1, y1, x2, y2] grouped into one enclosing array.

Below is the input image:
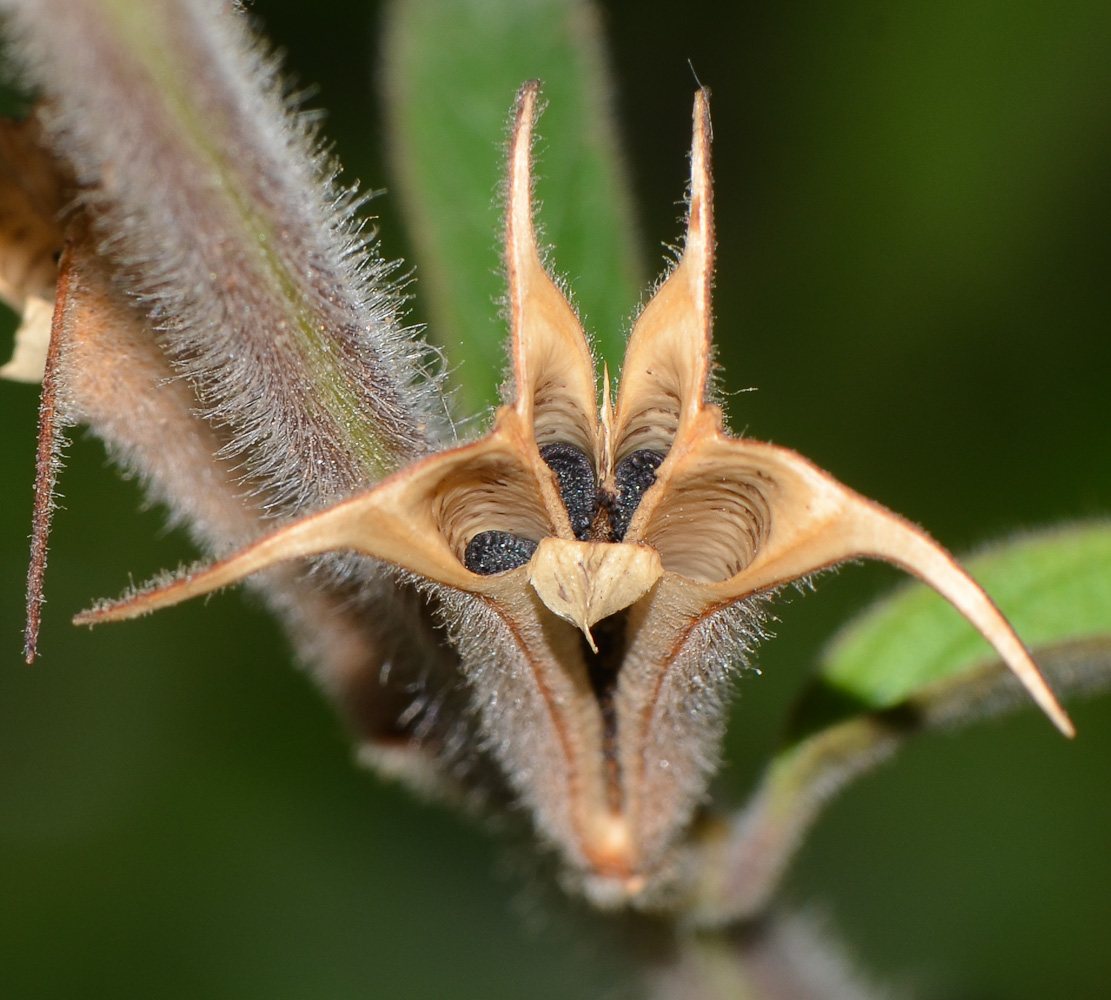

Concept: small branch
[[678, 634, 1111, 928], [648, 912, 895, 1000]]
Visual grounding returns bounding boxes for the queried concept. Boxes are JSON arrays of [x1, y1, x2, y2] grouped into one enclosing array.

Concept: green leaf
[[685, 631, 1111, 928], [383, 0, 645, 412], [680, 525, 1111, 927], [796, 522, 1111, 734]]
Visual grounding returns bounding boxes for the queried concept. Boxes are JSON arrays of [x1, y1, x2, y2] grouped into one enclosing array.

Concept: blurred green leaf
[[689, 633, 1111, 929], [682, 525, 1111, 927], [795, 522, 1111, 734], [382, 0, 644, 412]]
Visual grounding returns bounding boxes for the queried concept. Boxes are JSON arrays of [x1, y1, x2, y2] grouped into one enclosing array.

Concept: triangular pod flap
[[0, 293, 52, 382], [528, 537, 663, 650], [75, 423, 552, 624], [0, 113, 68, 385], [506, 82, 599, 460], [611, 88, 713, 466], [640, 430, 1073, 737], [0, 114, 66, 314]]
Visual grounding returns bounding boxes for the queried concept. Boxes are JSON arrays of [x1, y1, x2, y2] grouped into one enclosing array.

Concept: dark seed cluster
[[462, 444, 665, 574], [610, 450, 665, 539], [464, 530, 539, 575], [539, 443, 597, 540]]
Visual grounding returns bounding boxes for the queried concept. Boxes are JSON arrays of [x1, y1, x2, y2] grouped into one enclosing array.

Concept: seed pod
[[75, 83, 1072, 903]]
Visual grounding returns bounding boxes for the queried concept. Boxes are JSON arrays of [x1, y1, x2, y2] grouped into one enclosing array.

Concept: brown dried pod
[[75, 83, 1071, 905], [0, 113, 67, 382]]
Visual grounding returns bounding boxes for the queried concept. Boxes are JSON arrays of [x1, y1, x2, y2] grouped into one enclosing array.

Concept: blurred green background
[[1, 1, 1109, 997]]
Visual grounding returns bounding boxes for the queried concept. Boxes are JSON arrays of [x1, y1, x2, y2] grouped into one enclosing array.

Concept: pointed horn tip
[[71, 575, 202, 627], [72, 602, 133, 627], [1015, 642, 1073, 737], [684, 91, 713, 248], [508, 82, 542, 252], [514, 80, 542, 130], [1045, 698, 1075, 739], [692, 86, 712, 140], [22, 620, 40, 664]]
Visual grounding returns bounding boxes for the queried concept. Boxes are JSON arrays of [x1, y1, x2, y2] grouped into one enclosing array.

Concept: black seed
[[464, 530, 539, 575], [610, 449, 665, 539], [540, 442, 597, 540]]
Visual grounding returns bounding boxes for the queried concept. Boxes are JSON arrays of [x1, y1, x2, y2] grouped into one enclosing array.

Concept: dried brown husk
[[75, 84, 1071, 904]]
